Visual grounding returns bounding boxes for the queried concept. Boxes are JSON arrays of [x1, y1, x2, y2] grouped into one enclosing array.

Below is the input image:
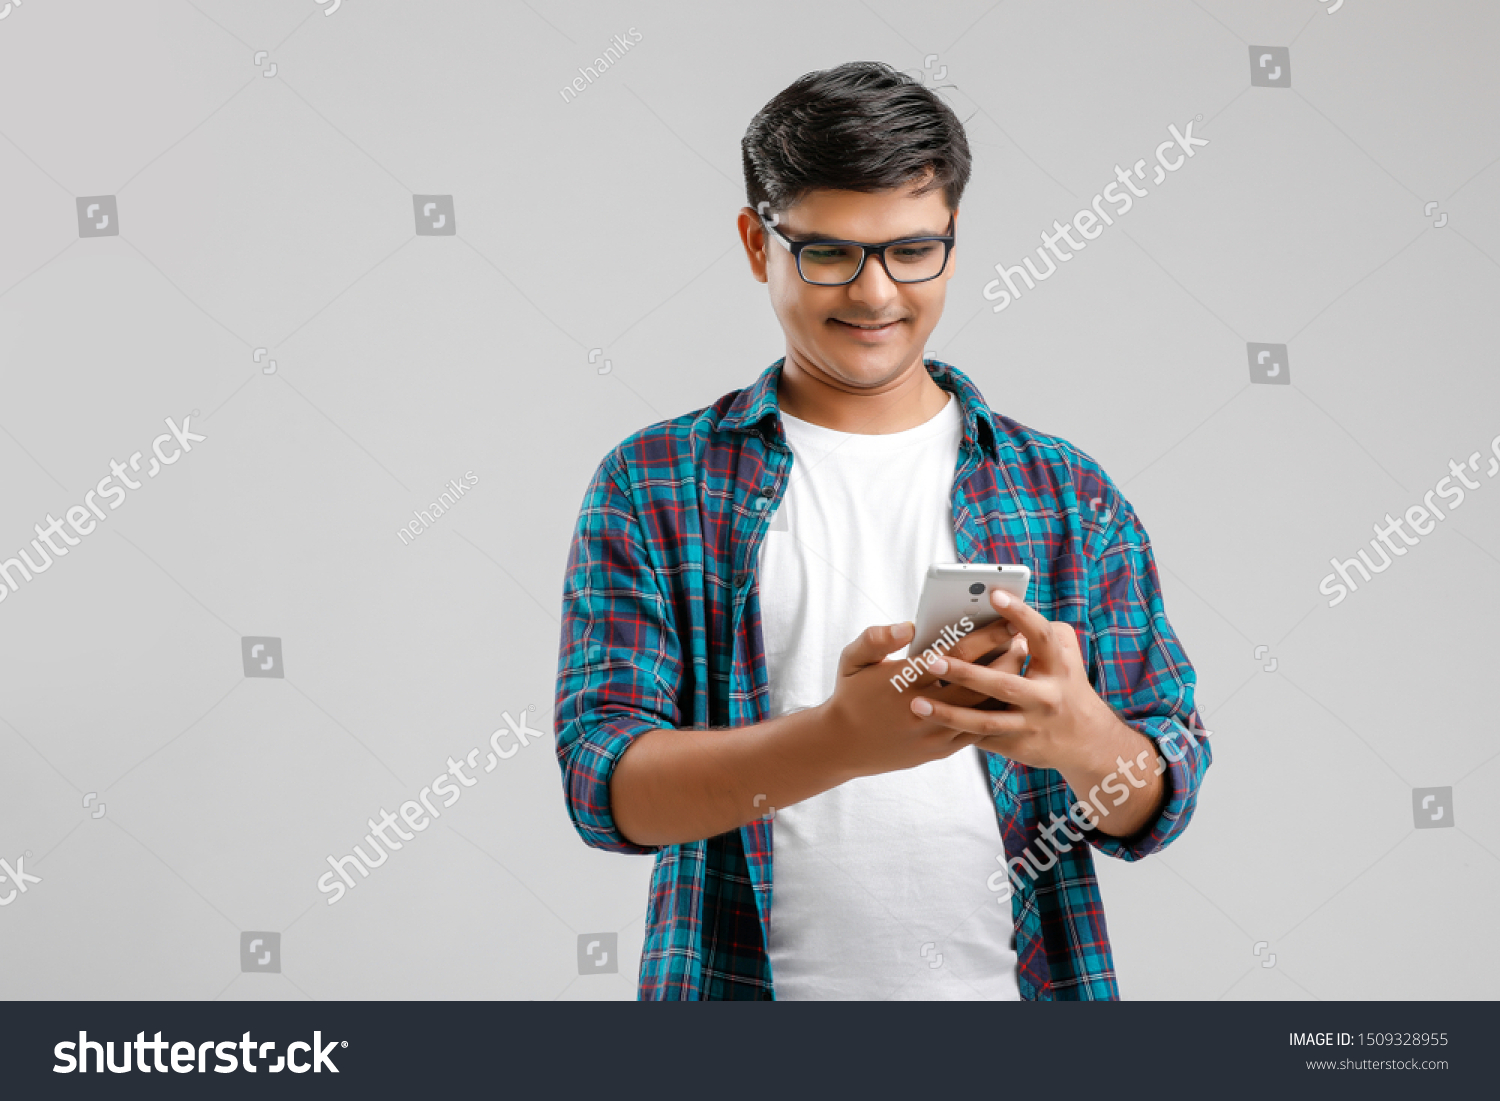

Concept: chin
[[823, 347, 916, 381]]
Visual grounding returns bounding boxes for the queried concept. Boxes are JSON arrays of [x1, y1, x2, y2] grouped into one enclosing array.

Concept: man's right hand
[[814, 618, 1028, 781]]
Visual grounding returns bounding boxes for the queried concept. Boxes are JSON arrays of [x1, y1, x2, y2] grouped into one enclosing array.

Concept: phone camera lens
[[968, 582, 985, 595]]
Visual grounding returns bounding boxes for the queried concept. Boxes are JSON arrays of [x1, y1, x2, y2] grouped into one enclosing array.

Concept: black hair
[[741, 61, 971, 217]]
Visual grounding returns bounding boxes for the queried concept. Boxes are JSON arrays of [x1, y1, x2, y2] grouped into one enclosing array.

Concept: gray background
[[1, 0, 1496, 1001]]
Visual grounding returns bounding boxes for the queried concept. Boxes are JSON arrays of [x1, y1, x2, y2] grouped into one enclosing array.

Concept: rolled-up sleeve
[[553, 451, 683, 856], [1081, 492, 1212, 862]]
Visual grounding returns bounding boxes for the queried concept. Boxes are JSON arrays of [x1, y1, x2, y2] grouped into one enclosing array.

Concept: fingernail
[[928, 656, 948, 674], [893, 622, 913, 640], [912, 698, 933, 716], [993, 590, 1011, 607]]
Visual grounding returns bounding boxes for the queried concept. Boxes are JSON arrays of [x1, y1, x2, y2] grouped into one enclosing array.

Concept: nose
[[845, 251, 900, 311]]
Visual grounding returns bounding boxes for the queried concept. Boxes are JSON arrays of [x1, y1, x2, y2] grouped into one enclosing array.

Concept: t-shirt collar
[[720, 357, 1001, 462]]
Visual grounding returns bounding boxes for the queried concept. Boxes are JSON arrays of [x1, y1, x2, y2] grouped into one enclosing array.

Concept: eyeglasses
[[759, 213, 956, 286]]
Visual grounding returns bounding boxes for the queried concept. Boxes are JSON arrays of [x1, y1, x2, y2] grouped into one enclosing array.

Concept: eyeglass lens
[[797, 240, 948, 285]]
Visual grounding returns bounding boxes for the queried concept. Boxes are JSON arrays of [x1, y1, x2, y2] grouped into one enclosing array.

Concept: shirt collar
[[719, 357, 1001, 462]]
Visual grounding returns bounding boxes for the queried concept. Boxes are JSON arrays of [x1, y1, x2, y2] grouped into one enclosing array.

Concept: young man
[[553, 61, 1210, 1000]]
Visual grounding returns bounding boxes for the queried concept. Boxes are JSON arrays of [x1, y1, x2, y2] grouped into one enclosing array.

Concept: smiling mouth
[[831, 318, 903, 330]]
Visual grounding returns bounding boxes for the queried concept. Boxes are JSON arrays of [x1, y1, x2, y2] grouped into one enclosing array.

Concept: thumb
[[840, 622, 914, 674]]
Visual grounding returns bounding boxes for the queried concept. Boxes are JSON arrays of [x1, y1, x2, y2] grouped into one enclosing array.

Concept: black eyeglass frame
[[759, 213, 956, 286]]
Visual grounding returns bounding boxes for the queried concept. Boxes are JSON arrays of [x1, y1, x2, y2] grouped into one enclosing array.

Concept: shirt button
[[760, 485, 775, 498], [734, 573, 748, 587]]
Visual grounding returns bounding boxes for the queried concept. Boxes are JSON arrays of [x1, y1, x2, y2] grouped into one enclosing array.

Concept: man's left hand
[[909, 588, 1166, 837]]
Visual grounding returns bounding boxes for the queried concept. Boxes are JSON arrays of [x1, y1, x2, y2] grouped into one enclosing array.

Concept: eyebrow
[[774, 221, 950, 244]]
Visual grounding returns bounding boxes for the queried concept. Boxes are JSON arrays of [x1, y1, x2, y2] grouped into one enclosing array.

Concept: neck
[[776, 350, 949, 434]]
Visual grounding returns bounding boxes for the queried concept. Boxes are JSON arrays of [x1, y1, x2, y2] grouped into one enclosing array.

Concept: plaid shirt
[[553, 358, 1211, 1000]]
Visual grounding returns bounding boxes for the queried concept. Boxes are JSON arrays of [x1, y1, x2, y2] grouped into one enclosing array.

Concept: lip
[[829, 317, 905, 342]]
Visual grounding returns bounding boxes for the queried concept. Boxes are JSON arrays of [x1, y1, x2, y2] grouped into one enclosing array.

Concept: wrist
[[803, 698, 860, 786], [1058, 694, 1129, 778]]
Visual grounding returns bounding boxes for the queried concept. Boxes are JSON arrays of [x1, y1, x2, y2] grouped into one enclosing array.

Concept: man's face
[[741, 186, 957, 391]]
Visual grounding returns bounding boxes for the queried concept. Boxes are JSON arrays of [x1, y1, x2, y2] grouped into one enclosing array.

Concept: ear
[[943, 205, 959, 281], [736, 206, 770, 284]]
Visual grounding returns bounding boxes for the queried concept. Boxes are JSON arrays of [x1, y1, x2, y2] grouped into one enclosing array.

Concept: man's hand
[[814, 616, 1025, 782], [906, 589, 1167, 837]]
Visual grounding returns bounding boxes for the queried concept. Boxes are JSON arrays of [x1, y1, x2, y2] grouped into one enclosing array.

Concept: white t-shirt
[[757, 390, 1020, 1000]]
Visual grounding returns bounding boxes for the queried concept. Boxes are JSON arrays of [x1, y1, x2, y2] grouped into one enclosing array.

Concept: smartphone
[[908, 563, 1031, 660]]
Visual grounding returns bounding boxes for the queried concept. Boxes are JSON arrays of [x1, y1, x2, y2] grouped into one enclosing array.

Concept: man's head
[[738, 61, 971, 395]]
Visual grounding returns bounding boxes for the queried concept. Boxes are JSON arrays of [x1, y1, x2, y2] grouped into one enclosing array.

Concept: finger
[[899, 655, 999, 693], [894, 660, 994, 708], [909, 692, 1027, 737], [943, 617, 1015, 664], [991, 633, 1028, 673], [841, 622, 916, 674], [950, 634, 1028, 704], [884, 661, 995, 712], [935, 631, 1028, 686], [987, 590, 1063, 669], [901, 634, 1028, 712], [900, 623, 1017, 691], [922, 652, 1042, 710], [926, 679, 1001, 710]]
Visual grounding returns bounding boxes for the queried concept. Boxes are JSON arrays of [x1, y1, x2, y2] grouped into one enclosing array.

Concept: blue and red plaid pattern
[[553, 358, 1211, 1000]]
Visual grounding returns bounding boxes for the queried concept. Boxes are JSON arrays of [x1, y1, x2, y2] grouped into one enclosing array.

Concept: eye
[[889, 244, 939, 263], [802, 244, 859, 264]]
